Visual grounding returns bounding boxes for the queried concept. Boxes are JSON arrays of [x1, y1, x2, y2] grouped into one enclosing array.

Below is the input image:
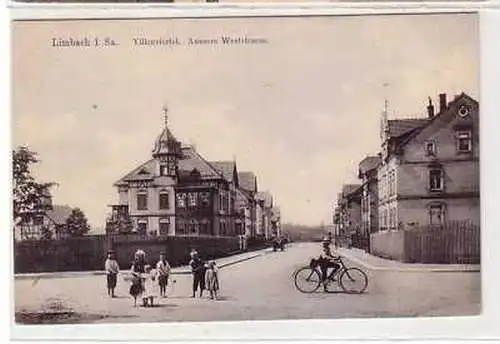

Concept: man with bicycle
[[318, 237, 341, 291]]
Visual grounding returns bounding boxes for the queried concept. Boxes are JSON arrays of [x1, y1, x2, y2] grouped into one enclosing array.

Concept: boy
[[156, 251, 171, 297], [105, 249, 120, 298], [318, 238, 341, 291]]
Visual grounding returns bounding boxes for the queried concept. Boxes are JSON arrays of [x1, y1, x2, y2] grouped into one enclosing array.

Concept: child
[[156, 251, 171, 298], [104, 250, 120, 298], [205, 261, 220, 300], [129, 249, 147, 306], [141, 265, 157, 307]]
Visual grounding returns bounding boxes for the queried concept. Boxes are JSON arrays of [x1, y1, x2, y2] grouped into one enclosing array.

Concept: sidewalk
[[14, 247, 270, 280], [337, 247, 480, 272]]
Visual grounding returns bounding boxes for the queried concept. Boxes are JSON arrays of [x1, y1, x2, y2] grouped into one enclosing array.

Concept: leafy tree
[[65, 208, 91, 237], [13, 146, 56, 230], [105, 215, 134, 235]]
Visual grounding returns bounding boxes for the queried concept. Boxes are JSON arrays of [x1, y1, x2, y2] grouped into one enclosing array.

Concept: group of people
[[104, 248, 220, 307]]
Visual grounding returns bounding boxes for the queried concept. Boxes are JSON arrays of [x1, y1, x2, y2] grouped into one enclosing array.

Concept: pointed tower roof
[[152, 106, 183, 158]]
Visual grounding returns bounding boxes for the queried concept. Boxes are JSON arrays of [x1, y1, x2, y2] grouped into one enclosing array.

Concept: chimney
[[439, 93, 447, 113], [427, 97, 434, 118]]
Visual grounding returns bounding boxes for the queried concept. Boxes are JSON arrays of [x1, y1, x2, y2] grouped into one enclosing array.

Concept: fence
[[370, 220, 480, 264], [14, 234, 241, 273]]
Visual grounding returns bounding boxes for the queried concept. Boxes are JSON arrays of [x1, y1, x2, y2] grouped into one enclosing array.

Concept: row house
[[107, 110, 278, 238], [334, 184, 362, 242], [378, 92, 479, 230], [334, 92, 479, 244]]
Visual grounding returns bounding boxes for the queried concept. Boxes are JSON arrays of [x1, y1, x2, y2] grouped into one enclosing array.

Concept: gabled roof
[[210, 161, 238, 184], [342, 184, 362, 197], [358, 155, 381, 175], [388, 118, 430, 138], [397, 92, 478, 149], [179, 146, 224, 180], [114, 160, 157, 186], [46, 205, 73, 225], [238, 172, 257, 193], [256, 191, 273, 208]]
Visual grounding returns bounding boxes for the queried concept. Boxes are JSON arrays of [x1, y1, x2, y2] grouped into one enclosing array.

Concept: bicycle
[[293, 256, 368, 294]]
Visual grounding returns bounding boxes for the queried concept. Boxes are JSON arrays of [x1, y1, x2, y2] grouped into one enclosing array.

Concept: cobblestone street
[[14, 243, 481, 324]]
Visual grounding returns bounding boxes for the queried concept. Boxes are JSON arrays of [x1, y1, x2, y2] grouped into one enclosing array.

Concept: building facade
[[358, 156, 381, 236], [378, 93, 479, 230], [108, 112, 279, 239]]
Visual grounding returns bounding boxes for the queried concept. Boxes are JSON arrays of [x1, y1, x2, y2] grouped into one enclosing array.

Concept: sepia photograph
[[11, 13, 480, 327]]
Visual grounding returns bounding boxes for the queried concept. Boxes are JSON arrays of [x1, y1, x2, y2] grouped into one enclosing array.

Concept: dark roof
[[46, 205, 73, 225], [238, 172, 257, 193], [387, 118, 429, 138], [397, 92, 478, 149], [358, 156, 381, 175], [256, 191, 273, 208], [151, 127, 182, 158], [115, 160, 156, 185], [210, 161, 236, 183], [342, 184, 362, 197], [178, 146, 222, 179]]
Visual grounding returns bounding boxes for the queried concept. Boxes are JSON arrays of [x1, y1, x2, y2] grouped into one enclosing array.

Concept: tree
[[65, 208, 91, 237], [12, 146, 56, 230]]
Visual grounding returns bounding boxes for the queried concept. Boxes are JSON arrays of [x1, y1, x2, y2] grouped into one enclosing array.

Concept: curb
[[14, 252, 265, 280], [339, 251, 480, 273]]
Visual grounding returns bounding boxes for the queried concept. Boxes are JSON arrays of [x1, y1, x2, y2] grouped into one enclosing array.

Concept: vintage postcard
[[11, 12, 482, 336]]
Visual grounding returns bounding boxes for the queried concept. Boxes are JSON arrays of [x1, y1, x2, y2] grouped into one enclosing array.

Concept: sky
[[12, 14, 479, 230]]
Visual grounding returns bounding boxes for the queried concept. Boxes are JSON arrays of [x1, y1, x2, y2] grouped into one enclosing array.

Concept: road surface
[[14, 242, 481, 323]]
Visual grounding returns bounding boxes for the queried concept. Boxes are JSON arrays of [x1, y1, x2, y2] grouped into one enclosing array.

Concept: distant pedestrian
[[141, 264, 157, 307], [205, 260, 220, 300], [105, 250, 120, 298], [156, 251, 171, 297], [189, 250, 206, 298]]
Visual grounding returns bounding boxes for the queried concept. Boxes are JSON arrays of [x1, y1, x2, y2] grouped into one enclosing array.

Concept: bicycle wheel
[[339, 267, 368, 294], [294, 266, 321, 293]]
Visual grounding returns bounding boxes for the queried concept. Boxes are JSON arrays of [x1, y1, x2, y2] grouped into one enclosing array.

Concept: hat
[[190, 250, 198, 258], [107, 249, 116, 254], [160, 251, 167, 255], [134, 249, 146, 258]]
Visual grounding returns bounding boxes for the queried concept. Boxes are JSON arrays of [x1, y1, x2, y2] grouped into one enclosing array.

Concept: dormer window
[[424, 141, 437, 156]]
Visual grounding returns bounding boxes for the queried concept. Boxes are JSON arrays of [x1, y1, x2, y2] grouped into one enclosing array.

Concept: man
[[318, 238, 341, 291], [189, 250, 206, 298]]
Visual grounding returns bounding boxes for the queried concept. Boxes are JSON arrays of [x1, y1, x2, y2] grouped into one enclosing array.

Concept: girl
[[129, 249, 147, 306], [205, 261, 220, 300]]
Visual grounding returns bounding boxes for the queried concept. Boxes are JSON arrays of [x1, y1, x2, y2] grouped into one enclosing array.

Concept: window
[[429, 204, 445, 225], [176, 219, 186, 235], [188, 193, 197, 207], [159, 191, 169, 210], [425, 141, 437, 156], [176, 193, 186, 208], [200, 192, 210, 207], [137, 219, 148, 234], [188, 220, 197, 235], [33, 216, 44, 226], [429, 169, 444, 191], [137, 191, 148, 210], [159, 217, 170, 235], [160, 165, 168, 176], [456, 131, 472, 153], [200, 219, 210, 235]]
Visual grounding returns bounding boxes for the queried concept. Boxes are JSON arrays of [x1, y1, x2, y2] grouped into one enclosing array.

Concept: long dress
[[205, 267, 220, 292], [129, 261, 146, 299]]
